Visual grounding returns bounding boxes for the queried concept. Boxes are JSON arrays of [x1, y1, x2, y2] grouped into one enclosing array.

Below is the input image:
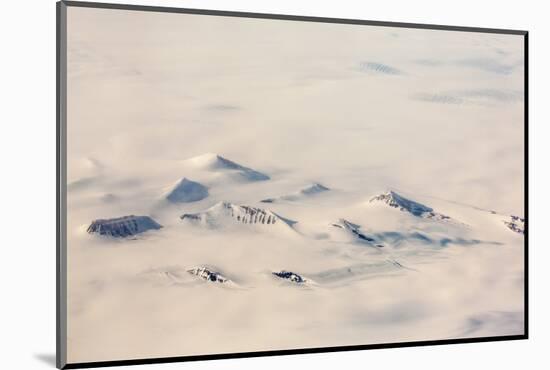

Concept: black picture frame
[[56, 1, 528, 368]]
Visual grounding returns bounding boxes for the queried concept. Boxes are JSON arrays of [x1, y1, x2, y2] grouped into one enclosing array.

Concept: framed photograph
[[57, 1, 528, 368]]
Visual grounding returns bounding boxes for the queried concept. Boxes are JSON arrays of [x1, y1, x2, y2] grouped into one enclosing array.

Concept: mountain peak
[[181, 201, 296, 229], [165, 177, 208, 203], [300, 183, 330, 195], [331, 218, 382, 247], [186, 153, 270, 181], [261, 183, 330, 203], [370, 190, 453, 221], [87, 215, 162, 238], [371, 191, 433, 216]]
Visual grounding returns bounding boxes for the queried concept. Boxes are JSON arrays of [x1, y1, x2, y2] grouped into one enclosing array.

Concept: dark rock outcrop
[[181, 201, 296, 228], [504, 215, 525, 234], [273, 270, 305, 283], [187, 267, 230, 283], [87, 215, 162, 237], [370, 191, 451, 221]]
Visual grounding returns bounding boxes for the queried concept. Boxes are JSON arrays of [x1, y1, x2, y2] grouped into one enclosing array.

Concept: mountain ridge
[[165, 177, 209, 203], [186, 153, 270, 181], [370, 190, 452, 221]]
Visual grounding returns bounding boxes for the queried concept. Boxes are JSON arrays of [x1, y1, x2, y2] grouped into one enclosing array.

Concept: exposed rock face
[[187, 267, 230, 283], [87, 215, 162, 237], [230, 205, 278, 225], [181, 201, 295, 228], [165, 178, 209, 203], [370, 191, 451, 221], [260, 198, 276, 203], [504, 215, 525, 234], [332, 219, 383, 247], [273, 270, 305, 283]]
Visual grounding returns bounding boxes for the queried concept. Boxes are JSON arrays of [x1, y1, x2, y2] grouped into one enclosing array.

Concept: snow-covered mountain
[[165, 177, 209, 203], [185, 153, 270, 181], [261, 183, 330, 203], [180, 201, 296, 231], [74, 178, 524, 361], [87, 215, 162, 237], [370, 190, 452, 221], [330, 218, 385, 248], [65, 15, 525, 363]]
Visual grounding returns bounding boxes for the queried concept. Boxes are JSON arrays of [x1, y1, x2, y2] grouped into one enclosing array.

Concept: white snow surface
[[65, 8, 525, 364], [184, 153, 270, 182]]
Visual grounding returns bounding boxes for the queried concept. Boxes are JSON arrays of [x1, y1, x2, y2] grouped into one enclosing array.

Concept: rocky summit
[[87, 215, 162, 237], [273, 270, 305, 283], [504, 215, 525, 234], [370, 191, 451, 221], [165, 177, 208, 203], [332, 218, 384, 247], [188, 267, 230, 283], [181, 201, 295, 229]]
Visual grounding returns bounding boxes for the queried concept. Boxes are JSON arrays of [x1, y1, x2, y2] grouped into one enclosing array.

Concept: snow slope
[[185, 153, 270, 182], [65, 8, 525, 364], [164, 178, 209, 203]]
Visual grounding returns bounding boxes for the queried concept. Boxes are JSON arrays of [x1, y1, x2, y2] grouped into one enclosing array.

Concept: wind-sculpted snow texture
[[186, 153, 270, 182], [66, 9, 525, 364]]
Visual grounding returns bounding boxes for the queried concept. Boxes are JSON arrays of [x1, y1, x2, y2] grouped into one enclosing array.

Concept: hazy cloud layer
[[358, 61, 403, 75], [65, 7, 525, 363]]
